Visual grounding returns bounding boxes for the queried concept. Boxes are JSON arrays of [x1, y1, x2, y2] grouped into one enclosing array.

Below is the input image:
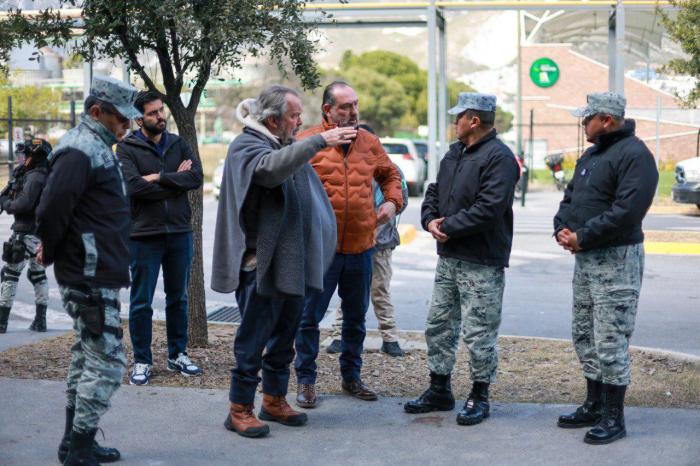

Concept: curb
[[367, 330, 700, 364], [645, 241, 700, 255]]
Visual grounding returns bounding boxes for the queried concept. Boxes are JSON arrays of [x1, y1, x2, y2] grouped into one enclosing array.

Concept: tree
[[660, 1, 700, 107], [339, 50, 514, 135], [416, 80, 514, 134], [0, 1, 333, 346], [336, 66, 409, 135], [0, 74, 63, 135]]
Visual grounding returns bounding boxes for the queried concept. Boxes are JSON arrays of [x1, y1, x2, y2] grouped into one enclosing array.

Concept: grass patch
[[1, 323, 697, 409], [657, 170, 675, 198]]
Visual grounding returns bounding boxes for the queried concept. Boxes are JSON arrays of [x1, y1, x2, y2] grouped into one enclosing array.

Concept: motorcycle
[[544, 153, 568, 191]]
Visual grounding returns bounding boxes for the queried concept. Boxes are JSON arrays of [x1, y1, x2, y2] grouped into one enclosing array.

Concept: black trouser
[[229, 270, 304, 405]]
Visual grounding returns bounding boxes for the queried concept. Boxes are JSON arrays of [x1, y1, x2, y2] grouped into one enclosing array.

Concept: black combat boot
[[0, 305, 10, 333], [58, 407, 121, 463], [404, 372, 455, 413], [29, 303, 47, 332], [456, 381, 490, 426], [63, 428, 99, 466], [584, 384, 627, 445], [558, 378, 603, 428]]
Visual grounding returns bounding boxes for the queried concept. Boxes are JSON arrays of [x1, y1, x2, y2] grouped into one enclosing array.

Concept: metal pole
[[70, 100, 76, 127], [427, 0, 439, 183], [615, 0, 625, 95], [516, 10, 523, 158], [608, 1, 626, 94], [655, 96, 661, 169], [7, 96, 13, 176], [655, 95, 661, 198], [528, 108, 534, 171], [608, 7, 616, 92], [438, 11, 448, 166], [83, 60, 92, 101]]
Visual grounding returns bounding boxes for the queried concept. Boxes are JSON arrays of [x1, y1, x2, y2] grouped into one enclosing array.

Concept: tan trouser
[[331, 248, 398, 343]]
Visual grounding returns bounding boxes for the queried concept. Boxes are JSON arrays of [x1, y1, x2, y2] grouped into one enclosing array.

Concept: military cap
[[571, 92, 626, 119], [447, 92, 497, 115], [89, 75, 142, 120]]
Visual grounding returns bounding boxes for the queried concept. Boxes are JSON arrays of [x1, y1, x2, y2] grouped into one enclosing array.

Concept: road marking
[[645, 242, 700, 255], [398, 224, 417, 245]]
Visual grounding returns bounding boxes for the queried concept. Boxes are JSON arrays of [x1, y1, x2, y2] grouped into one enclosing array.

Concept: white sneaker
[[129, 363, 152, 385], [167, 353, 202, 377]]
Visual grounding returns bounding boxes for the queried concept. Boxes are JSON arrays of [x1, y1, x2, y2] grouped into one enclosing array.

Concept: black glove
[[0, 198, 11, 212]]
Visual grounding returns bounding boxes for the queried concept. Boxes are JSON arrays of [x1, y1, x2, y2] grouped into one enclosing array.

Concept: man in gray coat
[[212, 85, 356, 438]]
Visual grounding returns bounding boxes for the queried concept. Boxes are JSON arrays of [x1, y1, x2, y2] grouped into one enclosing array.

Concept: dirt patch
[[645, 230, 700, 243], [1, 323, 698, 409]]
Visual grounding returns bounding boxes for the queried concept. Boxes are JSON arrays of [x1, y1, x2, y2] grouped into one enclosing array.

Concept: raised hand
[[319, 127, 358, 146]]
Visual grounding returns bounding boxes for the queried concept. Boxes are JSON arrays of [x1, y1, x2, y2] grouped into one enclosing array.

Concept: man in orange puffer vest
[[294, 81, 404, 408]]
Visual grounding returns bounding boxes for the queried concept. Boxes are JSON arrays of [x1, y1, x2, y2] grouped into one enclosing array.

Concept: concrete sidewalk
[[1, 377, 698, 466]]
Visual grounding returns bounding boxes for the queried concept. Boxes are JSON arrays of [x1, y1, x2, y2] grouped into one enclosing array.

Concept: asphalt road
[[2, 190, 699, 356]]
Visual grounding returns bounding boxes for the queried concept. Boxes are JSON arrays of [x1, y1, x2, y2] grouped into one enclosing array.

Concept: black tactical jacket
[[554, 120, 658, 251], [3, 162, 48, 233], [37, 115, 131, 289], [421, 130, 520, 267]]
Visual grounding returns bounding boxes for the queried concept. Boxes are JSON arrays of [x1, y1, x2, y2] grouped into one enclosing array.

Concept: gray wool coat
[[211, 105, 336, 296]]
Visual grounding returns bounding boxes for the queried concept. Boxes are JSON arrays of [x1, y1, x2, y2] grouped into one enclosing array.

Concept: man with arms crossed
[[117, 90, 203, 385]]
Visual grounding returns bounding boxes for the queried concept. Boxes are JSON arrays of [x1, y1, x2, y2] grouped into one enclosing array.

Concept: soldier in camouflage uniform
[[405, 93, 519, 426], [36, 76, 142, 466], [554, 92, 658, 445], [0, 138, 51, 333]]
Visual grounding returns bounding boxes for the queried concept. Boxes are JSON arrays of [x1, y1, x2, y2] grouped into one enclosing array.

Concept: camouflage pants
[[0, 233, 48, 308], [61, 286, 126, 433], [572, 243, 644, 386], [331, 248, 399, 342], [425, 256, 505, 383]]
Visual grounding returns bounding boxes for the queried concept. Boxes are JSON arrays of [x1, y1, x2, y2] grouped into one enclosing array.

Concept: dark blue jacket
[[553, 120, 658, 250]]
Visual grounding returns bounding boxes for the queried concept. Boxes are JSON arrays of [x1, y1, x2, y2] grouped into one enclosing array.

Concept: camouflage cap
[[447, 92, 497, 115], [89, 76, 142, 120], [571, 92, 626, 119]]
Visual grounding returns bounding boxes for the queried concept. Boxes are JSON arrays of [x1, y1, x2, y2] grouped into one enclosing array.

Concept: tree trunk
[[169, 104, 208, 347]]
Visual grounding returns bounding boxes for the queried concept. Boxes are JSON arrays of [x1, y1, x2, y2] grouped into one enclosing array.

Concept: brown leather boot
[[259, 394, 308, 426], [223, 403, 270, 438], [296, 383, 317, 409]]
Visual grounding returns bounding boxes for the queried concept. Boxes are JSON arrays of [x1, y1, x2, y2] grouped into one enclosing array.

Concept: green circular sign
[[530, 57, 560, 88]]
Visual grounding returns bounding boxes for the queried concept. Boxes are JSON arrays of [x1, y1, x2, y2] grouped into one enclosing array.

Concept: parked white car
[[380, 137, 428, 196], [672, 156, 700, 209]]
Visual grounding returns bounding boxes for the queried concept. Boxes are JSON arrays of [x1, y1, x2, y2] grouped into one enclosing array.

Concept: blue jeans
[[128, 232, 193, 365], [295, 249, 374, 384], [229, 270, 304, 404]]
